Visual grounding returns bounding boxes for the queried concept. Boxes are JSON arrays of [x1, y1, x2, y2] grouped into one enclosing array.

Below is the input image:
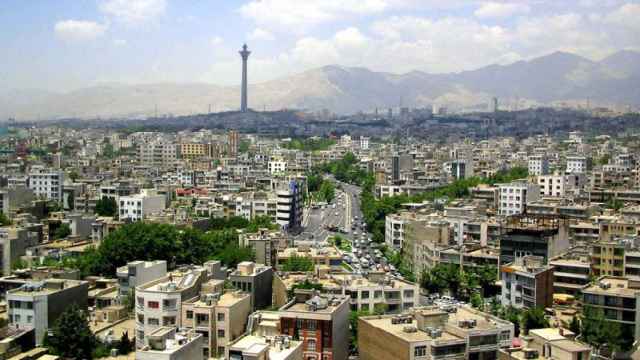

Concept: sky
[[1, 0, 639, 93]]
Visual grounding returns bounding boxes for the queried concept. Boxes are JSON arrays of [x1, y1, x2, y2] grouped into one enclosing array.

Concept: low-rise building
[[181, 291, 251, 358], [117, 260, 167, 296], [277, 246, 342, 271], [239, 229, 288, 267], [7, 279, 89, 345], [135, 266, 208, 348], [498, 181, 540, 216], [229, 261, 273, 311], [582, 276, 640, 347], [359, 306, 514, 360], [119, 190, 166, 222], [136, 327, 203, 360], [500, 256, 554, 310]]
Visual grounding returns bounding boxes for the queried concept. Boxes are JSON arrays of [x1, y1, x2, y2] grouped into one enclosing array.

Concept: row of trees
[[420, 263, 499, 300], [29, 216, 276, 277], [282, 138, 336, 152]]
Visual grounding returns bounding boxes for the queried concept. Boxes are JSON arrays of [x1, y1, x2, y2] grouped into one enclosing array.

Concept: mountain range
[[2, 50, 639, 120]]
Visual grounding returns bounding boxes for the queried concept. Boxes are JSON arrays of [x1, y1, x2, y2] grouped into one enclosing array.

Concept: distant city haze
[[2, 0, 640, 118]]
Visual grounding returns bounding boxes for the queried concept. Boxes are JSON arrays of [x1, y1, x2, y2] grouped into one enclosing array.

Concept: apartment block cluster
[[1, 126, 639, 359]]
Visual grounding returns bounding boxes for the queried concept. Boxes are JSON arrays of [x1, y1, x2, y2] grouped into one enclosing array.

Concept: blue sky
[[1, 0, 639, 92]]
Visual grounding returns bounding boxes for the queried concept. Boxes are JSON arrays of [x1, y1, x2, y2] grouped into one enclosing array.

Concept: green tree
[[470, 292, 484, 310], [47, 304, 97, 359], [521, 307, 549, 335], [581, 306, 624, 352], [118, 331, 133, 355], [0, 211, 11, 226], [349, 310, 370, 352], [568, 315, 580, 335], [68, 170, 79, 182], [281, 254, 314, 272], [318, 180, 335, 203], [53, 223, 72, 240], [95, 196, 118, 217]]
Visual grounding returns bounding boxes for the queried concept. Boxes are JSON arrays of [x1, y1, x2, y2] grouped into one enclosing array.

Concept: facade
[[179, 143, 211, 159], [135, 267, 208, 348], [228, 261, 273, 311], [268, 160, 287, 175], [359, 306, 513, 360], [499, 328, 590, 360], [538, 174, 581, 198], [181, 291, 251, 358], [499, 217, 569, 264], [451, 160, 473, 180], [566, 156, 587, 174], [498, 181, 540, 216], [582, 276, 640, 347], [549, 256, 590, 296], [116, 260, 167, 296], [7, 279, 89, 345], [528, 155, 549, 176], [229, 130, 240, 157], [119, 190, 166, 222], [277, 247, 342, 270], [275, 180, 303, 232], [139, 142, 178, 166], [27, 170, 63, 202], [360, 136, 370, 150], [278, 290, 350, 360], [500, 256, 554, 309], [239, 228, 287, 267]]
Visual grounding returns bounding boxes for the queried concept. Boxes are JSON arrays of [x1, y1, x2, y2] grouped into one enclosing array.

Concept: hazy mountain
[[2, 50, 639, 120]]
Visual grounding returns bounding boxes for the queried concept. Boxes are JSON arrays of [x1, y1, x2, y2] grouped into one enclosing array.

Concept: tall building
[[239, 44, 251, 112], [27, 169, 63, 202], [228, 130, 239, 158], [228, 261, 273, 311], [360, 136, 370, 150], [275, 179, 303, 232]]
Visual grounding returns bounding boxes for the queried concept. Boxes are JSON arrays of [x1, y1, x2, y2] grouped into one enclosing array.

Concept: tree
[[95, 196, 118, 217], [581, 306, 624, 352], [53, 223, 71, 240], [47, 304, 97, 359], [470, 292, 484, 310], [568, 315, 580, 335], [68, 170, 79, 182], [349, 310, 370, 352], [318, 180, 335, 203], [281, 254, 314, 272], [118, 331, 133, 355], [521, 307, 549, 335], [0, 212, 11, 226]]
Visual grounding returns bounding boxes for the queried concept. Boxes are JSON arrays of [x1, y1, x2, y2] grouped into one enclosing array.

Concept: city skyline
[[1, 0, 639, 93]]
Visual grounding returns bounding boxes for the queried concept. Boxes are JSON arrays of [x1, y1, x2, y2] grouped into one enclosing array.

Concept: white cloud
[[99, 0, 167, 23], [239, 0, 389, 31], [54, 20, 108, 42], [474, 2, 530, 18], [604, 3, 640, 31], [248, 28, 275, 41], [113, 39, 127, 46], [210, 36, 224, 46]]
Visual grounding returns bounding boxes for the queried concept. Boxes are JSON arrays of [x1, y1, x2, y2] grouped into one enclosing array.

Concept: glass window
[[415, 346, 427, 357], [147, 301, 159, 309], [307, 339, 317, 352], [217, 329, 225, 338], [217, 313, 225, 321]]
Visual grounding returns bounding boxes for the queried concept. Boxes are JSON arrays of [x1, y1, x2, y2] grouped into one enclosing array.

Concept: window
[[415, 346, 427, 357], [307, 339, 317, 352], [137, 314, 144, 323], [307, 320, 317, 331], [217, 329, 225, 338], [186, 310, 193, 319], [163, 316, 176, 326], [147, 318, 159, 326], [148, 301, 159, 309], [14, 315, 20, 322], [26, 315, 33, 323], [217, 313, 225, 322]]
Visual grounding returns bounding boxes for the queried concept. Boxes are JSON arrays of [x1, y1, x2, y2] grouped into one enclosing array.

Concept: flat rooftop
[[230, 335, 301, 360], [582, 276, 640, 297], [361, 316, 465, 344]]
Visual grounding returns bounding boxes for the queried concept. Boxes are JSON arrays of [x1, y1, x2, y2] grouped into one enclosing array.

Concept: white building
[[498, 181, 540, 216], [528, 155, 549, 176], [450, 159, 473, 180], [385, 213, 410, 249], [117, 260, 167, 297], [566, 156, 587, 174], [135, 267, 207, 348], [119, 190, 166, 222], [538, 174, 581, 198], [268, 160, 287, 174], [360, 136, 370, 150], [500, 256, 554, 310], [28, 169, 63, 202], [136, 327, 203, 360]]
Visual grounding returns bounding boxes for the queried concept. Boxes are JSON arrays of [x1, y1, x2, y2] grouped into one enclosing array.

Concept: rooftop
[[230, 334, 302, 360], [582, 276, 640, 297], [360, 315, 465, 344], [8, 279, 86, 297]]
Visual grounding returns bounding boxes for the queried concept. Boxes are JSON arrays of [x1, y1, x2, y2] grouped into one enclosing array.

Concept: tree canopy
[[46, 304, 97, 359], [95, 196, 118, 217]]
